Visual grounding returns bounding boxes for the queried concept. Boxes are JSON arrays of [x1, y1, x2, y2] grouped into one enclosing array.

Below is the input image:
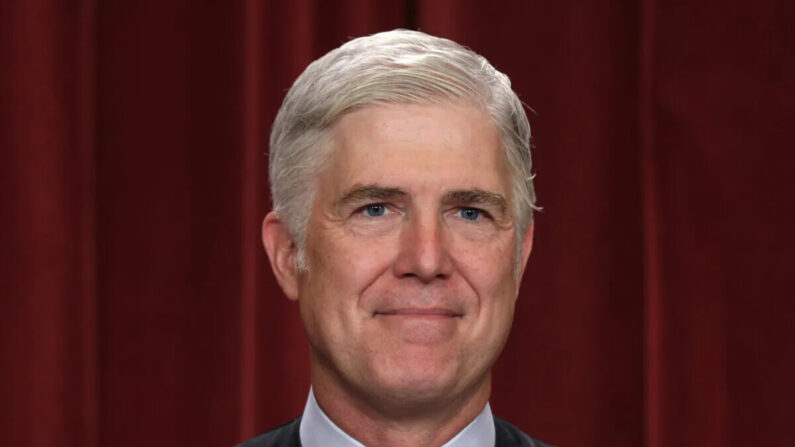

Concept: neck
[[310, 366, 491, 447]]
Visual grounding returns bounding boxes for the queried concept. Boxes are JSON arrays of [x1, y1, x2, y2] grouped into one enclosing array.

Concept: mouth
[[374, 308, 462, 318], [372, 307, 462, 345]]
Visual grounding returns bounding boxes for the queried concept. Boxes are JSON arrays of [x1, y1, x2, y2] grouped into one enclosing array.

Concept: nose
[[393, 211, 454, 282]]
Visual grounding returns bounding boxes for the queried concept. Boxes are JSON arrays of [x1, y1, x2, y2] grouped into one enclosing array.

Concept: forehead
[[323, 102, 510, 196]]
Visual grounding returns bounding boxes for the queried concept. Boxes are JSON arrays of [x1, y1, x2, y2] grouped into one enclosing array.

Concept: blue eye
[[459, 208, 481, 221], [363, 204, 387, 217]]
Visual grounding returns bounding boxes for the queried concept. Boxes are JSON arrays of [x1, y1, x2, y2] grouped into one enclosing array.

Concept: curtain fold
[[1, 1, 791, 446], [1, 1, 98, 446], [644, 1, 793, 445]]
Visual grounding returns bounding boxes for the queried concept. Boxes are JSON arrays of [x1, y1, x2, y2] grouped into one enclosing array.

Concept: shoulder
[[494, 416, 556, 447], [235, 418, 302, 447]]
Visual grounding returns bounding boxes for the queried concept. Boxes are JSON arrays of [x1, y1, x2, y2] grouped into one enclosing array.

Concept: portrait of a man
[[3, 3, 789, 447], [243, 30, 551, 447]]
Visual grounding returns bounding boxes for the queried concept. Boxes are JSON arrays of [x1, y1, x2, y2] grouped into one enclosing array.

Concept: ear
[[261, 211, 300, 301], [516, 220, 535, 281]]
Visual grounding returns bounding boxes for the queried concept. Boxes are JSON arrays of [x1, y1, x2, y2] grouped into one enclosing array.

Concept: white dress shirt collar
[[299, 389, 495, 447]]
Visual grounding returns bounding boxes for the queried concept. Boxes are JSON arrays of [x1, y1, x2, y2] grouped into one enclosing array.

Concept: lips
[[374, 307, 462, 318]]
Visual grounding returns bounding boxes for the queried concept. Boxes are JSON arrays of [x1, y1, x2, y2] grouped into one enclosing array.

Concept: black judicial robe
[[237, 416, 554, 447]]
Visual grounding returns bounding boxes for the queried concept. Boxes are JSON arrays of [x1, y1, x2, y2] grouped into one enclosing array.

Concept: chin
[[367, 362, 462, 405]]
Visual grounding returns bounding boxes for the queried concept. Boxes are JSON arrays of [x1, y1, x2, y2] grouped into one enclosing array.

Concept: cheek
[[304, 233, 398, 307], [449, 235, 519, 310], [451, 232, 517, 280]]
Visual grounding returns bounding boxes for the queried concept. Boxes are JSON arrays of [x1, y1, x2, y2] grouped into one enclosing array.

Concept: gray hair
[[269, 29, 537, 269]]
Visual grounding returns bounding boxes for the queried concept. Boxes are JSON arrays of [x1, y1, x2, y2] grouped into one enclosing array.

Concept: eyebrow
[[442, 188, 508, 216], [334, 184, 408, 209], [334, 184, 509, 217]]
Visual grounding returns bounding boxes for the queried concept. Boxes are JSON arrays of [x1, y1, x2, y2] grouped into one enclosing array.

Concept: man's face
[[296, 102, 532, 409]]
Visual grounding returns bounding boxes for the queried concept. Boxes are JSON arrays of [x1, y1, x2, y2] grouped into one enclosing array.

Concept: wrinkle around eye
[[453, 206, 515, 232], [351, 203, 400, 219], [345, 203, 403, 234], [444, 208, 517, 242]]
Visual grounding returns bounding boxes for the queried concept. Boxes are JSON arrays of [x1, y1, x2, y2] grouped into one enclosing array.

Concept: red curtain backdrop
[[1, 1, 792, 446]]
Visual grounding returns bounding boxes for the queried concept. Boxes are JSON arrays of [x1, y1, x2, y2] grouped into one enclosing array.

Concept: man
[[242, 29, 552, 447]]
